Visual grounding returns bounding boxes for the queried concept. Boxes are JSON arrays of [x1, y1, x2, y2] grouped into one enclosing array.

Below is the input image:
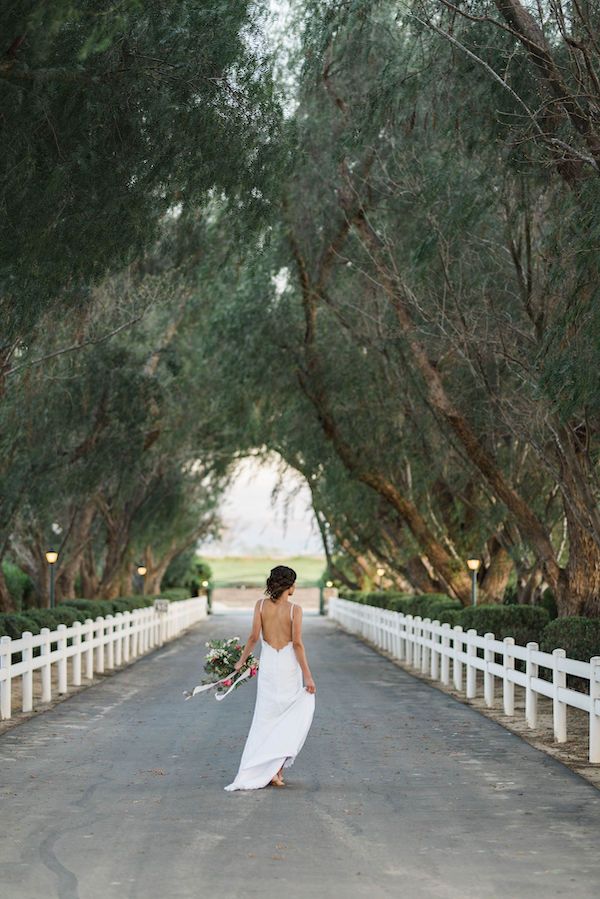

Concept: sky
[[197, 453, 324, 557]]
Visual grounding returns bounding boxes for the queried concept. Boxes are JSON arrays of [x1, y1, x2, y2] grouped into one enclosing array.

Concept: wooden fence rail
[[0, 596, 207, 721], [328, 597, 600, 764]]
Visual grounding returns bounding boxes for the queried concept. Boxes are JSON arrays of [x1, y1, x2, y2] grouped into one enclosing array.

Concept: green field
[[201, 555, 326, 587]]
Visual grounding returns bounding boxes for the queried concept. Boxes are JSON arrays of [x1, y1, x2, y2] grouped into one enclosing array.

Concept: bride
[[224, 565, 316, 791]]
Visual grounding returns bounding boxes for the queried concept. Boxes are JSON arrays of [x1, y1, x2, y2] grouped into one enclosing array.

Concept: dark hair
[[265, 565, 297, 602]]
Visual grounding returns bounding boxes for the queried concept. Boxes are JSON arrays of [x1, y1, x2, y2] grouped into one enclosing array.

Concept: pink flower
[[223, 679, 232, 687], [250, 667, 257, 676]]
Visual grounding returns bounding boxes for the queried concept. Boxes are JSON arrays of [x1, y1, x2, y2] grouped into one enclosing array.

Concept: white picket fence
[[329, 597, 600, 764], [0, 596, 207, 721]]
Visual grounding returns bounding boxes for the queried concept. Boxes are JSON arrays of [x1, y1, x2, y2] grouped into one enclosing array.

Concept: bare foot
[[270, 773, 285, 787]]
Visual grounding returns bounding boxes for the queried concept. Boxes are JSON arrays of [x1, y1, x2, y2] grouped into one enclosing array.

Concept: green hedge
[[159, 587, 189, 601], [541, 617, 600, 662], [0, 613, 40, 640], [451, 605, 550, 646]]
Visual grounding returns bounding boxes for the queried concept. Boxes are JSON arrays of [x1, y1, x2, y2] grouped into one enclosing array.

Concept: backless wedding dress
[[224, 599, 315, 791]]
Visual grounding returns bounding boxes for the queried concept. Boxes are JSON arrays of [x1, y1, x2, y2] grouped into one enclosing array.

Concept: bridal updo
[[265, 565, 297, 602]]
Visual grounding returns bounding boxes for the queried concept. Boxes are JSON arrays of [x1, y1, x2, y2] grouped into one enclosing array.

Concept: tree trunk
[[560, 513, 600, 617], [0, 566, 15, 612], [480, 537, 513, 603], [353, 212, 562, 594], [296, 366, 472, 603], [79, 546, 99, 598], [405, 555, 443, 595]]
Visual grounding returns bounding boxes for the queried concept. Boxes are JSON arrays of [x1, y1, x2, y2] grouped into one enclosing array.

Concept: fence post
[[131, 610, 139, 658], [503, 637, 515, 716], [431, 621, 440, 680], [413, 616, 422, 669], [106, 615, 115, 669], [142, 609, 149, 652], [552, 648, 567, 743], [122, 612, 131, 663], [22, 631, 33, 712], [452, 625, 463, 692], [57, 624, 68, 694], [525, 642, 538, 729], [114, 613, 123, 667], [397, 614, 405, 661], [72, 622, 82, 687], [84, 619, 94, 680], [421, 618, 430, 674], [589, 657, 600, 764], [405, 616, 414, 666], [95, 617, 105, 674], [41, 628, 52, 703], [441, 623, 450, 685], [483, 633, 495, 707], [0, 636, 12, 719], [466, 629, 477, 698]]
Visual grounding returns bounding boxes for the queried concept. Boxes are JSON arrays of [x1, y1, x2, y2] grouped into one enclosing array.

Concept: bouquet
[[183, 637, 259, 702]]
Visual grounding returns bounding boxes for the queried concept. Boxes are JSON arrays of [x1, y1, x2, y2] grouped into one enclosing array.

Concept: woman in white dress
[[224, 566, 316, 791]]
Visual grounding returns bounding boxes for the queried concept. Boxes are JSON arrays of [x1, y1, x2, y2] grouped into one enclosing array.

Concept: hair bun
[[265, 565, 297, 602]]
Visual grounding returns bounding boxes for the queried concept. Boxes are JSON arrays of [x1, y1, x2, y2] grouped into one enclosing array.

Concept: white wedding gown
[[224, 600, 315, 791]]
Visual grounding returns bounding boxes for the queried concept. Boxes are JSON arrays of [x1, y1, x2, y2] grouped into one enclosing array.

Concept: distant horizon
[[197, 454, 324, 557]]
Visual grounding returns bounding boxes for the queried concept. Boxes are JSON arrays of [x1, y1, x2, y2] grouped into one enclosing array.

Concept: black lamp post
[[45, 551, 58, 609], [467, 559, 481, 606]]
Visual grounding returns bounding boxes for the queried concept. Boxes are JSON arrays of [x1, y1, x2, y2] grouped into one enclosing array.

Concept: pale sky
[[198, 453, 324, 557]]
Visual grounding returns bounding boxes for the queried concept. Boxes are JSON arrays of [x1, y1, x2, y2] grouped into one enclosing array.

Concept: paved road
[[1, 614, 600, 899]]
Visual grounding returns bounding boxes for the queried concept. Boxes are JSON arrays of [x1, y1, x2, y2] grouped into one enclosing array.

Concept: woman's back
[[260, 598, 295, 651]]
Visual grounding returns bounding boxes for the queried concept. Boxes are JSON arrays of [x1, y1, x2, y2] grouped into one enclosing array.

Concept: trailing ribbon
[[183, 666, 251, 701]]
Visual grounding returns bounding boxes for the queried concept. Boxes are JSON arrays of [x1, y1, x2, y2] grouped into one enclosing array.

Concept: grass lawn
[[201, 555, 326, 587]]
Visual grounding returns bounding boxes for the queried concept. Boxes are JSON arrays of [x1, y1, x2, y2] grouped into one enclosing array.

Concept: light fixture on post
[[325, 580, 333, 589], [376, 567, 385, 589], [45, 551, 59, 609], [201, 579, 212, 613], [137, 565, 147, 595], [467, 559, 481, 606]]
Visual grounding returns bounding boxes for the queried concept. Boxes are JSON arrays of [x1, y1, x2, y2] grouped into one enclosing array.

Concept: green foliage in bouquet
[[203, 637, 259, 695]]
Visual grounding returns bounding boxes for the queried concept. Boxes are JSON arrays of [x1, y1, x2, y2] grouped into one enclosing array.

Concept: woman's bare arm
[[234, 600, 262, 670], [292, 606, 316, 693]]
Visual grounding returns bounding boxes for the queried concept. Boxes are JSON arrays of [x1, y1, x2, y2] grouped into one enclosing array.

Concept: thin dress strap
[[290, 601, 294, 642]]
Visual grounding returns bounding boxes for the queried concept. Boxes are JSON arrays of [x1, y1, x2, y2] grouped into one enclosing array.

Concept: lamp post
[[202, 579, 211, 613], [467, 559, 481, 606], [45, 551, 58, 609], [137, 565, 147, 595], [376, 567, 385, 590]]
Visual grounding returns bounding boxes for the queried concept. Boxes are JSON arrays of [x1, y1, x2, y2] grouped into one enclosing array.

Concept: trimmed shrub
[[110, 598, 144, 613], [453, 604, 550, 646], [110, 595, 156, 610], [61, 599, 115, 619], [540, 617, 600, 661], [401, 594, 460, 619], [441, 609, 464, 627], [26, 609, 66, 631], [539, 589, 558, 621], [25, 607, 89, 631], [0, 613, 40, 640], [55, 605, 88, 624], [158, 587, 188, 602]]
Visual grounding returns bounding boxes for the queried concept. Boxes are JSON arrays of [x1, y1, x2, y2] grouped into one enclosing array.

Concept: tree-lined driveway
[[1, 613, 599, 899]]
